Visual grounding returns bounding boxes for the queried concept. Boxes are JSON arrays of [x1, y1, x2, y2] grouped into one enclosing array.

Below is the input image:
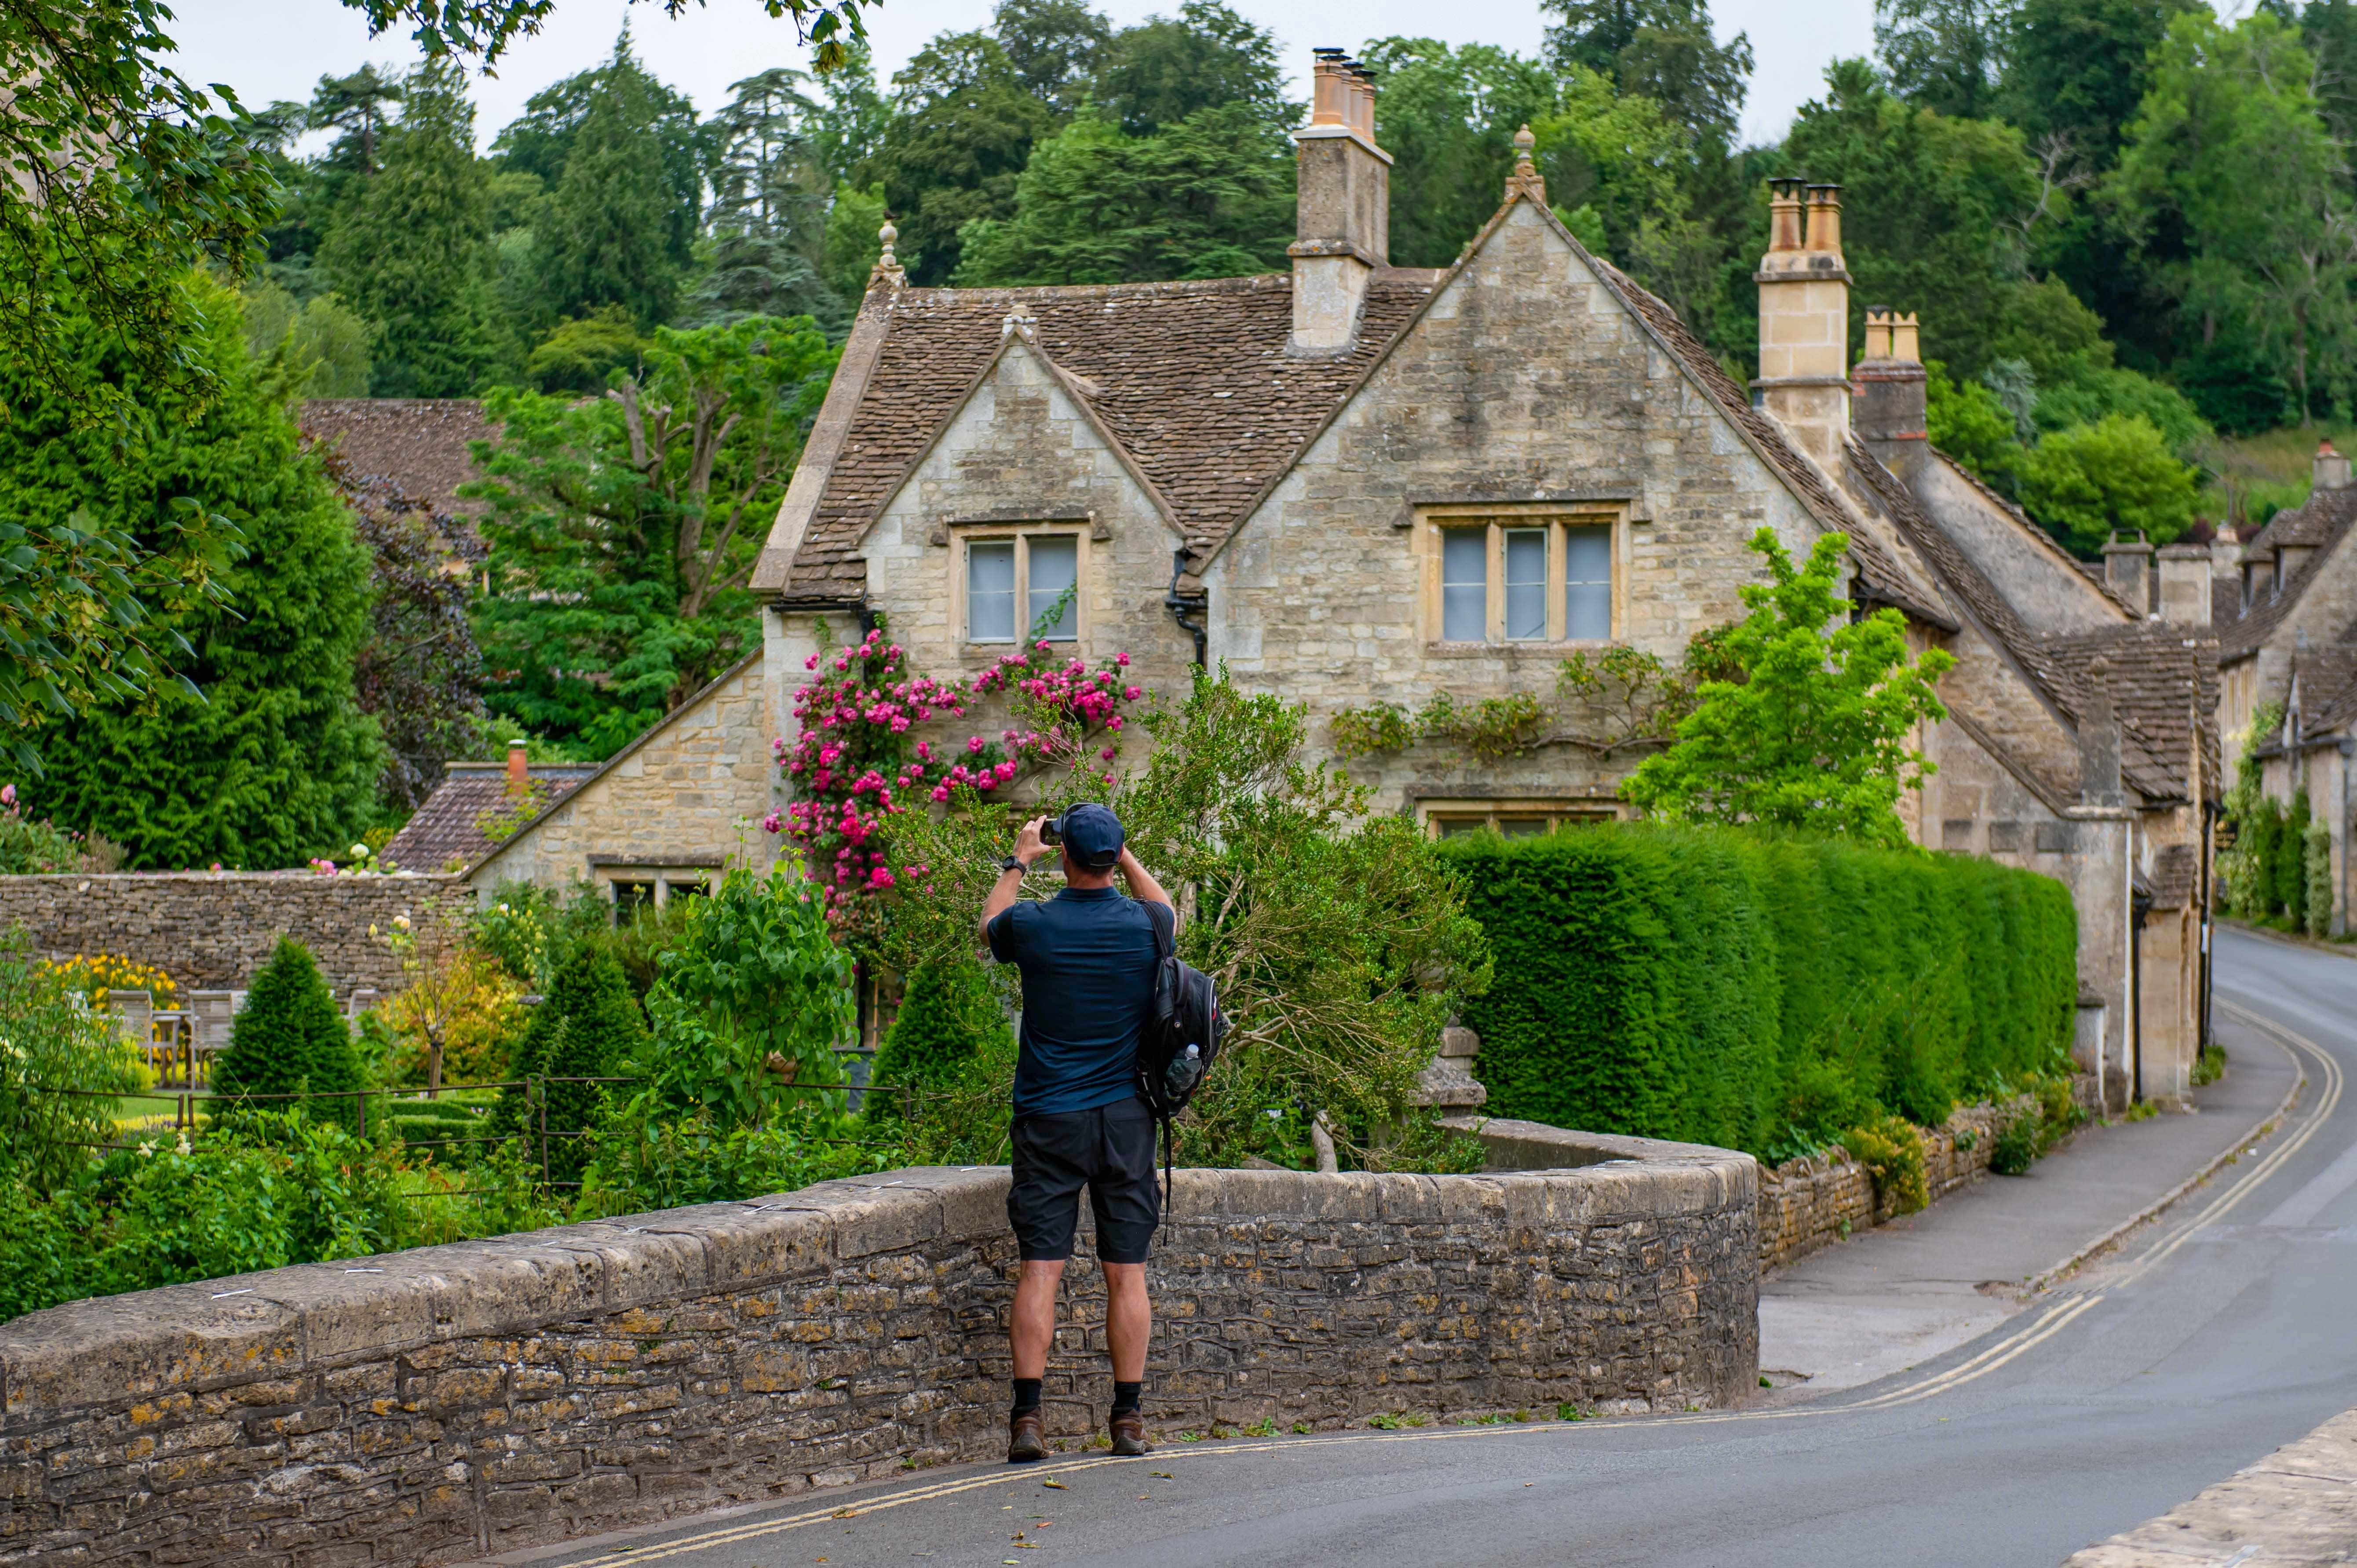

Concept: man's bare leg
[[1012, 1258, 1066, 1378], [1103, 1262, 1149, 1381]]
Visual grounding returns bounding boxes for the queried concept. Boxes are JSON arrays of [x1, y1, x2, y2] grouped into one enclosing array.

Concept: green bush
[[1988, 1115, 2039, 1176], [0, 929, 146, 1195], [212, 940, 365, 1129], [867, 958, 1012, 1127], [2281, 790, 2312, 929], [2305, 815, 2334, 938], [496, 937, 644, 1182], [1441, 824, 2077, 1160]]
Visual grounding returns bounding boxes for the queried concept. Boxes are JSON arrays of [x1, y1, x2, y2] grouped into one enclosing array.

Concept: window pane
[[1026, 534, 1078, 641], [1504, 528, 1547, 640], [1441, 529, 1487, 641], [1433, 816, 1488, 838], [1565, 526, 1612, 639], [969, 540, 1015, 641], [1497, 817, 1548, 837]]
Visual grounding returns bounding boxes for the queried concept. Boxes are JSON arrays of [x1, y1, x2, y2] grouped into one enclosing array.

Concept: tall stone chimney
[[1755, 180, 1852, 468], [2103, 531, 2154, 616], [2317, 440, 2352, 492], [2156, 543, 2211, 625], [1290, 51, 1389, 354], [1852, 306, 1926, 479], [2079, 661, 2124, 807]]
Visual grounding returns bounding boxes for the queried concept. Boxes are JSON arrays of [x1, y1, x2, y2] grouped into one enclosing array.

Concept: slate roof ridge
[[468, 648, 765, 879], [1926, 445, 2142, 619], [2039, 622, 2218, 803]]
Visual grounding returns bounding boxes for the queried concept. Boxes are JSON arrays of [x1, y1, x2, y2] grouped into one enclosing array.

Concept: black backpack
[[1136, 900, 1222, 1203]]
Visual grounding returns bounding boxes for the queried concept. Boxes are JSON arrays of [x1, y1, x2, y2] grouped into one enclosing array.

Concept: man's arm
[[978, 815, 1050, 944], [1117, 846, 1173, 911]]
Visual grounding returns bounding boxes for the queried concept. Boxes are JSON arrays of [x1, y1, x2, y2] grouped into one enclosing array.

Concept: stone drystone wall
[[0, 873, 472, 998], [1755, 1097, 2032, 1271], [0, 1147, 1758, 1568]]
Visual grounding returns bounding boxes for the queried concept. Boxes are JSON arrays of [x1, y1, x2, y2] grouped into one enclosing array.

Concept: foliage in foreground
[[1441, 823, 2078, 1162]]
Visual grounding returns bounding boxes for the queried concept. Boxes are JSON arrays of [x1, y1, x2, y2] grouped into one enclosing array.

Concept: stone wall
[[0, 1148, 1758, 1568], [0, 874, 472, 998], [1754, 1097, 2029, 1271]]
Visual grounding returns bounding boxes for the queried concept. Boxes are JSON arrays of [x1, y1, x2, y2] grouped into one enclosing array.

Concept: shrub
[[1988, 1115, 2039, 1176], [497, 937, 644, 1182], [1441, 824, 2076, 1159], [867, 958, 1013, 1127], [2305, 817, 2334, 938], [0, 786, 120, 873], [1843, 1114, 1930, 1214], [212, 940, 365, 1129], [2281, 790, 2312, 929], [0, 930, 146, 1195]]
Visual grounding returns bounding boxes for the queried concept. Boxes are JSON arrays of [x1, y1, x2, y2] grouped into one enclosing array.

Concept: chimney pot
[[1803, 184, 1843, 256], [1863, 308, 1894, 361], [2156, 543, 2212, 626], [506, 740, 529, 796], [2316, 441, 2351, 491], [1755, 179, 1853, 466], [1767, 177, 1804, 253], [1890, 312, 1920, 364]]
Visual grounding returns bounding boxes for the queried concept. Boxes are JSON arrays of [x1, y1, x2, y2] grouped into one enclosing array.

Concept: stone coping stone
[[2063, 1404, 2357, 1565], [0, 1149, 1756, 1427]]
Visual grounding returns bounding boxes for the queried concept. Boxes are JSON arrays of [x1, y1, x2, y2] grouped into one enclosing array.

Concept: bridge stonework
[[0, 1151, 1756, 1568]]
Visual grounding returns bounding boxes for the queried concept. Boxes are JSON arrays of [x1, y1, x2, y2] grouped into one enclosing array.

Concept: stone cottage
[[459, 53, 2212, 1105], [2207, 445, 2357, 934]]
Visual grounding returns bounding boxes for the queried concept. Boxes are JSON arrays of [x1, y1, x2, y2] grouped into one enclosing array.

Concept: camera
[[1038, 813, 1064, 847]]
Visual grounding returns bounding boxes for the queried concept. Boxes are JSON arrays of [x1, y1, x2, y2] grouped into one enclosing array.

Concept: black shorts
[[1008, 1096, 1161, 1264]]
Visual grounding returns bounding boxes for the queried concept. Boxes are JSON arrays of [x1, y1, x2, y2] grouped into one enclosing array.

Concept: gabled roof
[[380, 764, 598, 874], [1846, 438, 2215, 804], [301, 400, 493, 519], [770, 273, 1440, 600], [2220, 487, 2357, 660]]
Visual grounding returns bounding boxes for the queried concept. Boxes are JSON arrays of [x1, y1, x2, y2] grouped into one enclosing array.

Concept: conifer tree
[[214, 940, 365, 1130], [319, 59, 503, 396], [531, 35, 700, 332], [499, 937, 644, 1181], [21, 276, 384, 870], [868, 959, 1013, 1125]]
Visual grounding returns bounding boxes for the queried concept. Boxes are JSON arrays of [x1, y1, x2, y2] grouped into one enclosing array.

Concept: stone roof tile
[[301, 400, 493, 519], [2219, 488, 2357, 660], [381, 765, 597, 874]]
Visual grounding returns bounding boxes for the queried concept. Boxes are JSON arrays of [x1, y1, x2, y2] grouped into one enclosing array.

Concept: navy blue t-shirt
[[986, 886, 1166, 1116]]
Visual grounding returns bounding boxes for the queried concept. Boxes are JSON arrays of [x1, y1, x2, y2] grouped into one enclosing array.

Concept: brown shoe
[[1109, 1410, 1151, 1457], [1008, 1411, 1047, 1463]]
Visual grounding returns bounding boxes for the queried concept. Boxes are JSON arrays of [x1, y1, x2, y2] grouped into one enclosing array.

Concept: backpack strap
[[1143, 899, 1176, 1211]]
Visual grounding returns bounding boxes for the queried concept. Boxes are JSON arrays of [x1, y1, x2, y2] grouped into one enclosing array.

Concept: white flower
[[135, 1140, 156, 1158], [175, 1133, 191, 1156], [350, 842, 371, 860], [393, 914, 411, 932], [1266, 1108, 1282, 1121]]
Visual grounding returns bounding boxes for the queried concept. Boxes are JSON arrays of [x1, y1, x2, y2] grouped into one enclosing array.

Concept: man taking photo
[[979, 802, 1172, 1463]]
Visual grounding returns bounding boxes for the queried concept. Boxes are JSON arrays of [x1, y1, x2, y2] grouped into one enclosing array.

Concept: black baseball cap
[[1060, 802, 1124, 869]]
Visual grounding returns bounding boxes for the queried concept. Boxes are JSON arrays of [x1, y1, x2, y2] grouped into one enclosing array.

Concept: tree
[[2017, 413, 2197, 552], [1534, 69, 1726, 331], [1781, 58, 2048, 378], [1926, 358, 2027, 488], [1541, 0, 1755, 145], [2109, 11, 2357, 425], [682, 67, 848, 334], [14, 277, 384, 870], [1362, 39, 1566, 270], [319, 60, 504, 397], [502, 34, 708, 335], [1877, 0, 2012, 120], [214, 940, 365, 1129], [470, 315, 837, 756], [240, 279, 374, 398], [1624, 529, 1956, 846], [1094, 0, 1290, 136], [950, 104, 1295, 286], [996, 0, 1114, 112], [859, 30, 1063, 286]]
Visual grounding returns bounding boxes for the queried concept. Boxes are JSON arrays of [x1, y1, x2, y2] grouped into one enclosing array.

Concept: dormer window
[[962, 527, 1084, 645]]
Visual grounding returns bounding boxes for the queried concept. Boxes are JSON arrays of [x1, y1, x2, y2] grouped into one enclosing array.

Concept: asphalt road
[[485, 926, 2357, 1568]]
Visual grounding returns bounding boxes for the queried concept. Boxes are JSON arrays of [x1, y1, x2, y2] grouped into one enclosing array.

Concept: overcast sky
[[162, 0, 1874, 152]]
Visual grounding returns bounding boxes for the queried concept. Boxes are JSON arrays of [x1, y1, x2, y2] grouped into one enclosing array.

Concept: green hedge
[[1440, 824, 2077, 1160]]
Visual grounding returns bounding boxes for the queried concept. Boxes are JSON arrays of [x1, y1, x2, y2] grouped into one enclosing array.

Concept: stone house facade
[[461, 56, 2211, 1105], [2205, 449, 2357, 934]]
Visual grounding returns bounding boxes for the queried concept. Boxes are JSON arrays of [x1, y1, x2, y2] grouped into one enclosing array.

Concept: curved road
[[489, 927, 2357, 1568]]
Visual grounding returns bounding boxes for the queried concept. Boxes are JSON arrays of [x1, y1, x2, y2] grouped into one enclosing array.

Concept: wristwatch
[[998, 855, 1027, 875]]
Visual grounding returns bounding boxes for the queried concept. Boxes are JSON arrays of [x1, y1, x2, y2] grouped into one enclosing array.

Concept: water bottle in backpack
[[1164, 1041, 1202, 1101]]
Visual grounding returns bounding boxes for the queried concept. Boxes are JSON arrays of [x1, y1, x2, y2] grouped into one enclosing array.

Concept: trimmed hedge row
[[1440, 825, 2077, 1160]]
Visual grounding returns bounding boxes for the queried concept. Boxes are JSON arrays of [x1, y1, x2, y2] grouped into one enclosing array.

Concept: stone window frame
[[1418, 799, 1627, 839], [1412, 502, 1629, 652], [593, 862, 721, 925], [950, 521, 1092, 652]]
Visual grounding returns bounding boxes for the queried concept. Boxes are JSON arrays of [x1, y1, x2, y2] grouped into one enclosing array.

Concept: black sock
[[1112, 1381, 1142, 1417], [1012, 1378, 1043, 1416]]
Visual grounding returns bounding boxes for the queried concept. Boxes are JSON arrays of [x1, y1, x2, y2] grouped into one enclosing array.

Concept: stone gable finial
[[868, 219, 906, 290], [1507, 124, 1546, 205], [1000, 308, 1038, 339]]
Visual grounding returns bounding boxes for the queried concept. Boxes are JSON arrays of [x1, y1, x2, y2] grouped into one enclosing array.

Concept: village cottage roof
[[301, 399, 493, 519], [2219, 486, 2357, 661], [761, 188, 1950, 623], [379, 763, 598, 874]]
